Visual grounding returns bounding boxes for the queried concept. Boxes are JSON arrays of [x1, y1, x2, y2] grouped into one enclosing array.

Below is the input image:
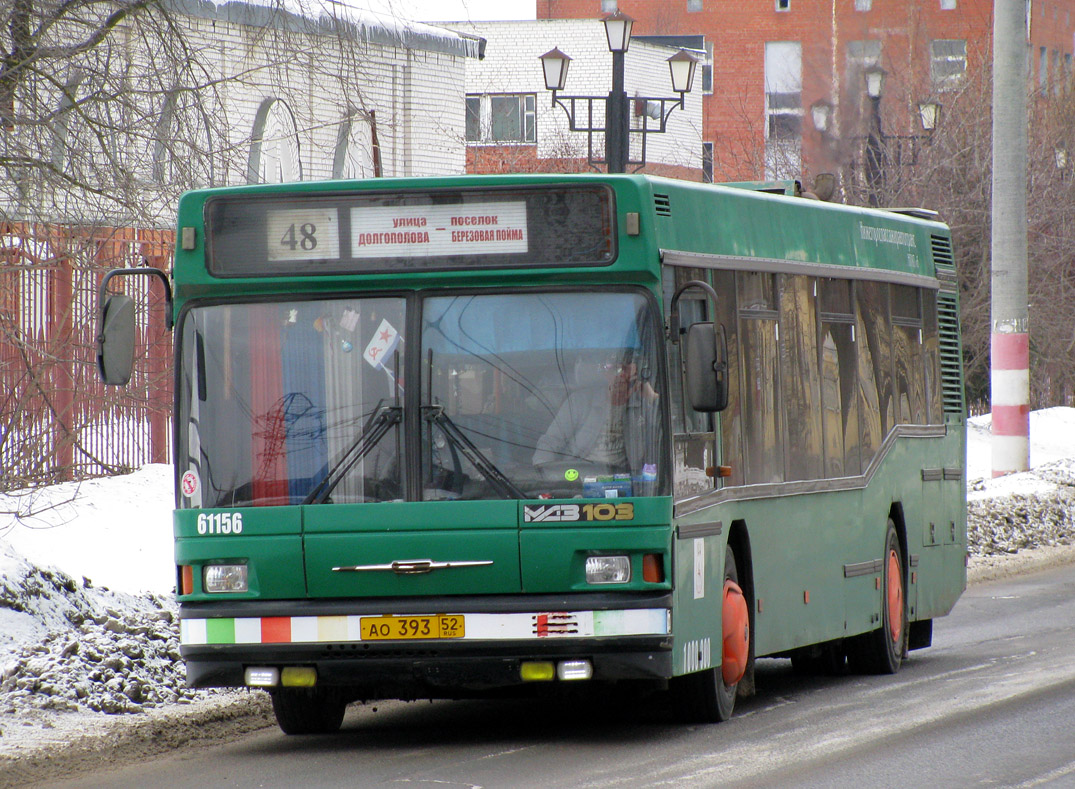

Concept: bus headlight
[[203, 564, 249, 593], [585, 555, 631, 584]]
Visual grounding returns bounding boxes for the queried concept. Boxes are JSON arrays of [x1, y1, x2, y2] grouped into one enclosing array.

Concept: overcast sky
[[352, 0, 537, 22]]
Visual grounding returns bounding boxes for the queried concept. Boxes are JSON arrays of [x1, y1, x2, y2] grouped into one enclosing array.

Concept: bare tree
[[0, 0, 472, 496], [836, 54, 1075, 412]]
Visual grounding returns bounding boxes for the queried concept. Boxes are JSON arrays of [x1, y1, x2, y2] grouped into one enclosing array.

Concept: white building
[[2, 1, 483, 228], [171, 0, 482, 184]]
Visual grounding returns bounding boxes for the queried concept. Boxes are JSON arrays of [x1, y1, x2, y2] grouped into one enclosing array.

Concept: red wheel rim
[[887, 548, 903, 643]]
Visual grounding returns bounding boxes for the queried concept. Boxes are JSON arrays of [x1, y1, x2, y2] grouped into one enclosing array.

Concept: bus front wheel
[[847, 519, 908, 675], [671, 544, 749, 723], [270, 688, 348, 735]]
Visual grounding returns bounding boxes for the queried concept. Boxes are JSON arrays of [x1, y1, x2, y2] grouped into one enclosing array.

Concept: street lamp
[[810, 99, 834, 135], [539, 13, 698, 173], [864, 65, 886, 101], [602, 9, 633, 52], [863, 66, 886, 205], [856, 66, 941, 205], [917, 101, 941, 133], [539, 47, 571, 92]]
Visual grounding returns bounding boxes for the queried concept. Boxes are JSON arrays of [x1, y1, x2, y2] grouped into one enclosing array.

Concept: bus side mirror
[[97, 294, 136, 386], [684, 321, 729, 412]]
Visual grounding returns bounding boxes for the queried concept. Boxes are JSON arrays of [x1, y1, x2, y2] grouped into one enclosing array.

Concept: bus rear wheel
[[671, 544, 749, 723], [270, 688, 348, 735], [847, 520, 908, 675]]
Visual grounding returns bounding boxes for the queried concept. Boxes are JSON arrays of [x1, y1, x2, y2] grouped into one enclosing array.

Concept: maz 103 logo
[[523, 503, 634, 523]]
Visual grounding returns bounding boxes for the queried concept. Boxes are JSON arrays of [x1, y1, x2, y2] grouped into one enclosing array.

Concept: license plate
[[360, 615, 465, 641]]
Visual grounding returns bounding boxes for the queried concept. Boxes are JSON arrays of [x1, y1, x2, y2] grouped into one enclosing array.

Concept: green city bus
[[97, 173, 967, 734]]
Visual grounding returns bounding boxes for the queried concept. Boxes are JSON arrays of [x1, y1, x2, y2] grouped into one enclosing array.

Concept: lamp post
[[863, 65, 886, 205], [810, 99, 834, 136], [856, 66, 941, 205], [539, 12, 697, 173]]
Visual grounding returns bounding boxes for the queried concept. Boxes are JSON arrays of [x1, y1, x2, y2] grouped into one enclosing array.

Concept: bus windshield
[[177, 290, 664, 507]]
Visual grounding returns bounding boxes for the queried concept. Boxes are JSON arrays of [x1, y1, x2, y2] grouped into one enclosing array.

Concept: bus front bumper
[[178, 592, 674, 695]]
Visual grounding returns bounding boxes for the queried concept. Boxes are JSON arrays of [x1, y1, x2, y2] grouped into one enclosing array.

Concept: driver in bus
[[533, 350, 658, 474]]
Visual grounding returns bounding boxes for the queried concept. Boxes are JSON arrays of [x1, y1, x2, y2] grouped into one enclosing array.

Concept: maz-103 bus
[[97, 174, 966, 734]]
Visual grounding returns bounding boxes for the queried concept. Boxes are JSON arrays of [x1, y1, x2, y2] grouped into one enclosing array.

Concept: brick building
[[452, 19, 704, 178], [537, 0, 1075, 187]]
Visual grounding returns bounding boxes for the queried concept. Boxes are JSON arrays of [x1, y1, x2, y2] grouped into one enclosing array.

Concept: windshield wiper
[[421, 405, 526, 500], [302, 402, 402, 505]]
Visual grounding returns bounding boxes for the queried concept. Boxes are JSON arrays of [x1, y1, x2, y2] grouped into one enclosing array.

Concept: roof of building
[[167, 0, 483, 58]]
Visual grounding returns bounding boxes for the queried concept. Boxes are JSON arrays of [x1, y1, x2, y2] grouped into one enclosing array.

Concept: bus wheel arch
[[887, 502, 911, 658], [726, 521, 756, 698], [847, 513, 909, 675], [670, 531, 753, 723]]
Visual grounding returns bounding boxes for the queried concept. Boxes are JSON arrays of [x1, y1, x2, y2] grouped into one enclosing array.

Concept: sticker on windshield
[[564, 468, 579, 481], [363, 318, 401, 370], [181, 470, 200, 498]]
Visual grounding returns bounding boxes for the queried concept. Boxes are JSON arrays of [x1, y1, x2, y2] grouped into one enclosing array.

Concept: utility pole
[[990, 0, 1029, 477]]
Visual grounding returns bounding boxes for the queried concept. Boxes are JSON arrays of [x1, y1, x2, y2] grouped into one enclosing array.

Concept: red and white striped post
[[990, 331, 1029, 477], [990, 0, 1029, 477]]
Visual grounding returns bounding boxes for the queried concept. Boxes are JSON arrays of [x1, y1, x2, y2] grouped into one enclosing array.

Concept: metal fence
[[1, 222, 174, 490]]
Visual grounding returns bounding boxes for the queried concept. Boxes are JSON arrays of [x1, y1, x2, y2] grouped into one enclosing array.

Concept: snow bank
[[0, 465, 175, 596]]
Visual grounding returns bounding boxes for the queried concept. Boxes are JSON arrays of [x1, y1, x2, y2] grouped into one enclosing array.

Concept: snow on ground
[[1, 411, 1075, 777], [965, 408, 1075, 557]]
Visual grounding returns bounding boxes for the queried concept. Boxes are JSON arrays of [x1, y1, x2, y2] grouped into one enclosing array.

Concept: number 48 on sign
[[266, 208, 341, 262]]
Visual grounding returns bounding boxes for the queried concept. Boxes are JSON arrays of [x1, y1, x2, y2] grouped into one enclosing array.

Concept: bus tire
[[847, 519, 908, 675], [270, 688, 347, 735], [671, 544, 747, 723]]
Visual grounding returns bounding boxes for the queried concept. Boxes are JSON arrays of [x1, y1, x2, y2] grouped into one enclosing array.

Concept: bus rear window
[[204, 185, 616, 277]]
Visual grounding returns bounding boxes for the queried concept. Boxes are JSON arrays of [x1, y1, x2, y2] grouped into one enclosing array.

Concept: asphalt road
[[44, 562, 1075, 788]]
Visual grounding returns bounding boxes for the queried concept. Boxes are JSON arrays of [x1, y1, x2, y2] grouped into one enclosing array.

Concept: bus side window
[[738, 271, 783, 484], [779, 275, 823, 481], [818, 278, 860, 478], [892, 284, 926, 425], [855, 281, 892, 472], [712, 270, 742, 487], [922, 290, 943, 424], [662, 266, 716, 499]]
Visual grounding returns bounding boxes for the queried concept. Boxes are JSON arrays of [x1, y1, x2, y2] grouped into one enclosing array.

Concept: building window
[[702, 141, 713, 183], [491, 94, 535, 142], [332, 114, 376, 179], [846, 40, 882, 111], [465, 96, 481, 141], [1039, 47, 1048, 94], [930, 39, 967, 91], [154, 90, 216, 187], [465, 94, 536, 144], [248, 97, 301, 183], [601, 0, 618, 11], [855, 0, 872, 9], [702, 42, 714, 94], [688, 0, 703, 12], [846, 40, 882, 78], [764, 41, 802, 179], [940, 0, 956, 9], [776, 0, 790, 9], [765, 42, 802, 140]]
